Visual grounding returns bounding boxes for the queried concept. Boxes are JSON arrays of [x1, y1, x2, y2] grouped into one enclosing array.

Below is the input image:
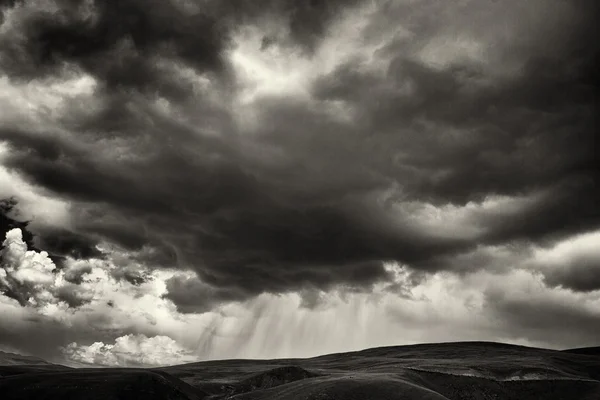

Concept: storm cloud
[[0, 0, 598, 362]]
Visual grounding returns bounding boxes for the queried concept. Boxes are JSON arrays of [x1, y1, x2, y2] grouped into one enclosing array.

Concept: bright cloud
[[62, 334, 198, 367]]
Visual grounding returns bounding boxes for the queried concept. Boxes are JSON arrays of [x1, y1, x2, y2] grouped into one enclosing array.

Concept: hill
[[564, 346, 600, 357], [0, 369, 207, 400], [0, 350, 71, 379], [0, 350, 57, 366], [1, 341, 599, 399]]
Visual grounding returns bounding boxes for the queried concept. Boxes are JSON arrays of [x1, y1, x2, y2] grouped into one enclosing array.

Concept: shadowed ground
[[1, 342, 599, 399]]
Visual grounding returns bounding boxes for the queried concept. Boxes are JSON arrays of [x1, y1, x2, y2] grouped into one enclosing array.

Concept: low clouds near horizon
[[1, 226, 600, 366], [0, 0, 598, 365]]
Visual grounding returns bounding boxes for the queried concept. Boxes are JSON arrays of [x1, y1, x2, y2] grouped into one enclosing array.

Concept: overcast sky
[[0, 0, 598, 367]]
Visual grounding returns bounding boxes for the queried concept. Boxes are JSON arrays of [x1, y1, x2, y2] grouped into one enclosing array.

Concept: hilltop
[[1, 341, 599, 399]]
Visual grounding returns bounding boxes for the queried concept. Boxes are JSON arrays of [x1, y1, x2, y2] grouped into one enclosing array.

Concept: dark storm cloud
[[283, 0, 362, 53], [213, 0, 363, 53], [313, 44, 598, 205], [0, 0, 227, 96], [0, 198, 36, 251], [484, 287, 600, 347], [0, 0, 598, 312], [0, 122, 185, 217], [110, 266, 149, 286], [54, 284, 92, 308], [36, 228, 104, 261], [0, 0, 21, 24], [478, 180, 599, 245], [163, 274, 248, 314], [537, 233, 600, 293], [544, 265, 600, 293], [0, 0, 358, 92], [0, 0, 21, 6]]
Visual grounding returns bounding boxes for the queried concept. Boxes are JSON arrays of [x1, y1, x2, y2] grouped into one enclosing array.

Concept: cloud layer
[[1, 228, 599, 366], [0, 0, 598, 363]]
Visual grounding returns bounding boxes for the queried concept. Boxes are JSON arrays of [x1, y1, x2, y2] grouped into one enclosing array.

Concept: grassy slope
[[564, 347, 600, 357], [161, 342, 600, 399], [0, 369, 207, 400], [1, 342, 599, 399]]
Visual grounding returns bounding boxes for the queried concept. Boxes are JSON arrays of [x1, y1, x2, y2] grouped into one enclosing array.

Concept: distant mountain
[[0, 350, 54, 366]]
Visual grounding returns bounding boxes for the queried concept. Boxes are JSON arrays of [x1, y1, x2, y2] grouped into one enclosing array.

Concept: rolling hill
[[1, 342, 599, 399], [0, 350, 57, 366]]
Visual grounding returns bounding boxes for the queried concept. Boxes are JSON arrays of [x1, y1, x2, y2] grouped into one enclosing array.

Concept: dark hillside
[[2, 342, 600, 399]]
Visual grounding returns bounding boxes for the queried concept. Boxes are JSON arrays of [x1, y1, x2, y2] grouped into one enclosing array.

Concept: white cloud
[[0, 228, 59, 307], [62, 334, 198, 367], [0, 228, 213, 363]]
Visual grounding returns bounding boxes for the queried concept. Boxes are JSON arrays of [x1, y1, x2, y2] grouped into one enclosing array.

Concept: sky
[[0, 0, 598, 367]]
